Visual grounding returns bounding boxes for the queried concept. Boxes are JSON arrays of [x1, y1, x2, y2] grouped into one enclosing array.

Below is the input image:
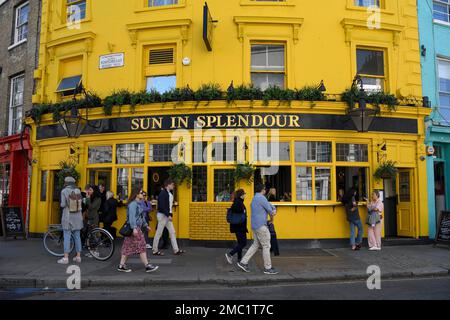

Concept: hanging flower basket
[[234, 162, 255, 184], [374, 160, 398, 180], [168, 163, 192, 187], [56, 160, 81, 188]]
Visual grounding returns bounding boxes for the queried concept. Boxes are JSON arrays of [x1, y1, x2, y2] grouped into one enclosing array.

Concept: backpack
[[68, 189, 82, 213]]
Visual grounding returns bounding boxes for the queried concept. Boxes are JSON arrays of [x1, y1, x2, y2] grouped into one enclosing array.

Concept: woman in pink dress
[[366, 191, 384, 251]]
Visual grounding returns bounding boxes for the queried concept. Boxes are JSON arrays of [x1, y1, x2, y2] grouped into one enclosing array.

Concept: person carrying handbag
[[366, 191, 384, 251], [225, 189, 248, 264], [117, 188, 159, 273]]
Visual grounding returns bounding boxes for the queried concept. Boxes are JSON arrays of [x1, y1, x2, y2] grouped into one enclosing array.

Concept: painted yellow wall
[[33, 0, 422, 103]]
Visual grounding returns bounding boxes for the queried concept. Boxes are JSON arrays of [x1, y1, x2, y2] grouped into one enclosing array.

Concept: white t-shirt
[[169, 191, 174, 214]]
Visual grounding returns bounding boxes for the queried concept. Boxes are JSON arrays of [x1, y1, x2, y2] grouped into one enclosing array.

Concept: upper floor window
[[356, 48, 385, 92], [354, 0, 380, 7], [148, 0, 178, 7], [433, 0, 450, 23], [251, 44, 285, 90], [9, 74, 25, 135], [438, 59, 450, 124], [145, 47, 176, 94], [67, 0, 86, 22], [13, 2, 29, 45]]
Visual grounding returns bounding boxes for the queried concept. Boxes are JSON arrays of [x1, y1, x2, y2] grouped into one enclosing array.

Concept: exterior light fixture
[[347, 75, 377, 133], [59, 105, 88, 138], [318, 80, 326, 92]]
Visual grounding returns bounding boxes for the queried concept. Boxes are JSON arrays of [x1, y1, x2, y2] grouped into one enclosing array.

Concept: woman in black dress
[[225, 189, 248, 264]]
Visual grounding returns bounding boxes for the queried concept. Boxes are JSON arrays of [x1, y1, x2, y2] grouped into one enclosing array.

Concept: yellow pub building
[[27, 0, 431, 243]]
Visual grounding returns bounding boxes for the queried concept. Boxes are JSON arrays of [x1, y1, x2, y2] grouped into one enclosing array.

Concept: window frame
[[8, 73, 25, 135], [356, 47, 388, 92], [433, 0, 450, 24], [144, 44, 177, 93], [240, 0, 294, 6], [66, 0, 87, 23], [250, 42, 287, 90], [11, 1, 29, 47], [437, 57, 450, 125]]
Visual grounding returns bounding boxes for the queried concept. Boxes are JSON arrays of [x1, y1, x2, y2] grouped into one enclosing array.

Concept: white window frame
[[67, 0, 87, 22], [354, 0, 380, 8], [438, 58, 450, 125], [148, 0, 178, 7], [13, 2, 29, 46], [9, 74, 25, 135], [433, 0, 450, 24], [250, 43, 286, 90]]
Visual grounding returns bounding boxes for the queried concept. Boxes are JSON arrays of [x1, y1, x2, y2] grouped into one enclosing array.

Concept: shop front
[[0, 132, 32, 230], [27, 101, 430, 241]]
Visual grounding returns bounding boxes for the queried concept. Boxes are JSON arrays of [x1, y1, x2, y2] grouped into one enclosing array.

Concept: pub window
[[149, 143, 178, 162], [116, 144, 145, 164], [0, 164, 11, 206], [88, 146, 112, 164], [116, 168, 144, 202], [336, 143, 368, 162], [212, 141, 237, 162], [13, 2, 29, 45], [53, 172, 63, 201], [40, 170, 48, 202], [354, 0, 380, 8], [296, 167, 312, 201], [192, 166, 207, 202], [145, 47, 176, 94], [255, 166, 292, 202], [315, 167, 331, 201], [356, 48, 385, 92], [438, 59, 450, 124], [254, 142, 290, 162], [148, 0, 178, 7], [433, 0, 450, 23], [193, 141, 208, 163], [336, 167, 368, 202], [295, 141, 331, 163], [251, 44, 285, 90], [214, 169, 235, 202], [67, 0, 86, 22], [57, 55, 83, 97]]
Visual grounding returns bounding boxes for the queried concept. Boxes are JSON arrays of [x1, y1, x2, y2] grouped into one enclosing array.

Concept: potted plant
[[56, 160, 81, 188], [168, 163, 192, 187], [374, 160, 398, 180], [234, 162, 255, 184]]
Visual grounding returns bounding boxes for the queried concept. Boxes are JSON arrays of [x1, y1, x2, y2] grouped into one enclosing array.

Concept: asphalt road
[[1, 276, 450, 300]]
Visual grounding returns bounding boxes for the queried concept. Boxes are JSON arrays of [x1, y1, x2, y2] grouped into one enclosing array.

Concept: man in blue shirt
[[237, 184, 279, 275]]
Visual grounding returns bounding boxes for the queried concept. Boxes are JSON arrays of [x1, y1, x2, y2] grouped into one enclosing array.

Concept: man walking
[[237, 184, 279, 275]]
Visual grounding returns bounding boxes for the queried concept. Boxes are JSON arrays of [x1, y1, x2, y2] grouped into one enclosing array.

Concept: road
[[1, 276, 450, 300]]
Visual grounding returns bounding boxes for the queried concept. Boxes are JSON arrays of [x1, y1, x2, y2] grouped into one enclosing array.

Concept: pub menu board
[[435, 211, 450, 245], [0, 207, 26, 240]]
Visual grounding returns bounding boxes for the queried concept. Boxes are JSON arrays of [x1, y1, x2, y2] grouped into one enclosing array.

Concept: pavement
[[0, 239, 449, 289]]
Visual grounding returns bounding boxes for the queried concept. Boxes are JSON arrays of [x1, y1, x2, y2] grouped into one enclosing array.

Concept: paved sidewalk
[[0, 239, 449, 289]]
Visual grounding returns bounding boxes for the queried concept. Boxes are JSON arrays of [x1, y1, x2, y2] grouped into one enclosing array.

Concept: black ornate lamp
[[59, 105, 88, 138], [347, 75, 377, 132]]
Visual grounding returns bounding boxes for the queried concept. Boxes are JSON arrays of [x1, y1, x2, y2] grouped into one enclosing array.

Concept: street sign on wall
[[99, 53, 125, 70]]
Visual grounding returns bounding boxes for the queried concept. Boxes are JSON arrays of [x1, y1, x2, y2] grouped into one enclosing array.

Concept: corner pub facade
[[27, 0, 431, 242]]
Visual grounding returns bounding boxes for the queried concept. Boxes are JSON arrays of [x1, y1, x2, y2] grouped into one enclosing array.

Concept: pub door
[[396, 169, 415, 237], [383, 176, 398, 237], [48, 170, 62, 225], [148, 167, 171, 200]]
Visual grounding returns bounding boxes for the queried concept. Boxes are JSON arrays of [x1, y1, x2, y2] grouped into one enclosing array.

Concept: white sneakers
[[369, 246, 381, 251], [225, 253, 233, 265], [57, 257, 69, 264], [146, 244, 152, 249], [73, 256, 82, 263]]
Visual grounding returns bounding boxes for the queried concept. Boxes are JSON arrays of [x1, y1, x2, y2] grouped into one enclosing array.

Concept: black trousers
[[229, 231, 247, 260]]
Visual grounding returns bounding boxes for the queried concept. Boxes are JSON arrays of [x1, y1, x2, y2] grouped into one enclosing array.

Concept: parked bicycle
[[43, 224, 115, 261]]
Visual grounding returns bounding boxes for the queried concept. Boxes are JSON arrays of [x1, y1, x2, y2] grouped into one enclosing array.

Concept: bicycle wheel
[[86, 228, 115, 261], [43, 229, 74, 257]]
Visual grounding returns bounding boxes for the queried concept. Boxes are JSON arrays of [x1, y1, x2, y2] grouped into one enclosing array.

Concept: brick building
[[0, 0, 40, 230]]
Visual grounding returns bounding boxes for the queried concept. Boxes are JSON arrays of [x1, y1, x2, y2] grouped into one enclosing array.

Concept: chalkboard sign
[[0, 207, 26, 240], [435, 211, 450, 245]]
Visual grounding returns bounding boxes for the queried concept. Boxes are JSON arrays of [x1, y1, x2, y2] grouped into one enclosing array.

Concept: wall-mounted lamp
[[347, 75, 377, 132], [421, 45, 427, 57], [423, 96, 431, 108], [318, 80, 326, 92]]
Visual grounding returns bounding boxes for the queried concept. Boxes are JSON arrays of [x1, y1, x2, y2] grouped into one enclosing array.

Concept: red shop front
[[0, 131, 32, 226]]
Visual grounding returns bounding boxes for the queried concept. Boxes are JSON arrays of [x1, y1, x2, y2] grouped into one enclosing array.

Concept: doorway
[[147, 167, 171, 200], [434, 161, 446, 229], [383, 176, 397, 237], [48, 170, 62, 225], [396, 169, 415, 237]]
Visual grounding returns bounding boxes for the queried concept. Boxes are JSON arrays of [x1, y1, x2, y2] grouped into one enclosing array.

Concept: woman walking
[[225, 189, 248, 264], [366, 191, 384, 251], [117, 188, 159, 273], [138, 190, 153, 249], [341, 188, 363, 251], [57, 177, 83, 264]]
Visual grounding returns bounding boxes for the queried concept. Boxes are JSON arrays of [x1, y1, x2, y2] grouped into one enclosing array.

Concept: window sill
[[53, 18, 91, 31], [346, 5, 394, 15], [135, 4, 186, 13], [240, 0, 295, 7], [433, 19, 450, 28], [8, 39, 27, 51]]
